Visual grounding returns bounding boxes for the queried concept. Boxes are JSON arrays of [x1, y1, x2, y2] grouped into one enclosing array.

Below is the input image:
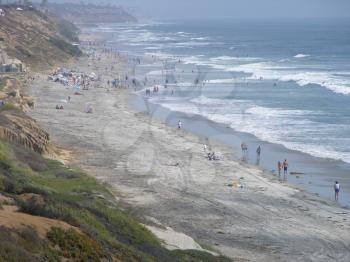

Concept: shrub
[[0, 78, 6, 91], [49, 37, 82, 56], [0, 226, 38, 262], [47, 227, 106, 261], [57, 19, 80, 42], [18, 227, 43, 254], [0, 103, 20, 113], [3, 177, 26, 194]]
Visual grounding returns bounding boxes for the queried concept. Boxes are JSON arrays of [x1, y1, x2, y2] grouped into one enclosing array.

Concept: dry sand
[[27, 53, 350, 261]]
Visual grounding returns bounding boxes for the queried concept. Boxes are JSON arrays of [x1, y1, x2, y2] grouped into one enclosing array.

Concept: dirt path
[[27, 55, 350, 262]]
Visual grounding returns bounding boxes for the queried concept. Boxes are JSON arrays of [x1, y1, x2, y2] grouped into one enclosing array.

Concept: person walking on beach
[[283, 159, 288, 181], [255, 145, 261, 165], [178, 120, 182, 130], [241, 142, 248, 161], [241, 143, 247, 154], [256, 145, 261, 157], [334, 181, 340, 201], [277, 161, 282, 179]]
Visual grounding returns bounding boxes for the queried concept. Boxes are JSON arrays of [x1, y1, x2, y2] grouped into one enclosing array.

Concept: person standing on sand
[[255, 145, 261, 165], [283, 159, 288, 181], [178, 120, 182, 129], [334, 181, 340, 201], [277, 161, 282, 179], [241, 143, 247, 154]]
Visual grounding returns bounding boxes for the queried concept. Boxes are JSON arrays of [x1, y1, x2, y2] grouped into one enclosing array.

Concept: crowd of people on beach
[[48, 68, 96, 90]]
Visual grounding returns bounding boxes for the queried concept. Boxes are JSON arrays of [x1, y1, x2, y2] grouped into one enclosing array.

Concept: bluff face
[[0, 6, 81, 155], [0, 6, 81, 71], [48, 3, 138, 24]]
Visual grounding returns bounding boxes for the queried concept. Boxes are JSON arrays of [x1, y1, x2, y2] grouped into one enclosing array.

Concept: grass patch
[[0, 103, 19, 112], [0, 103, 21, 113]]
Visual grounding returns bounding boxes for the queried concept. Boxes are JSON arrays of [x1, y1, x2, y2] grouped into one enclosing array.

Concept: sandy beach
[[27, 50, 350, 261]]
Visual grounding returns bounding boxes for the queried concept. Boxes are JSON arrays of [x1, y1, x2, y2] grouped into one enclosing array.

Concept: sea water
[[83, 19, 350, 205]]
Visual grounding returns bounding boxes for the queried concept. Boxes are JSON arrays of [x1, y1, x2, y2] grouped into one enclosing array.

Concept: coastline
[[132, 94, 350, 207], [26, 47, 350, 261], [99, 20, 350, 207]]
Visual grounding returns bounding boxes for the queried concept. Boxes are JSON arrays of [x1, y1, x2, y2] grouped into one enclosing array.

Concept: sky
[[53, 0, 350, 20], [110, 0, 350, 20]]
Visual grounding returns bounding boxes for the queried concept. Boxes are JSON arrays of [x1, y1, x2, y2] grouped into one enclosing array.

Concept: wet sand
[[27, 53, 350, 261]]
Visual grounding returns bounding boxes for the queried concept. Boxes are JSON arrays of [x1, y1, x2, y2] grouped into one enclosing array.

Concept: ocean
[[83, 19, 350, 205]]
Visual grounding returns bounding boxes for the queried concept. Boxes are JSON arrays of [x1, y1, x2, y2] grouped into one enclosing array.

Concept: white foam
[[226, 62, 350, 95], [294, 54, 310, 58], [144, 46, 163, 50], [149, 95, 350, 163], [246, 106, 317, 117], [182, 55, 206, 65], [191, 95, 232, 106], [208, 79, 237, 84], [147, 70, 163, 76], [210, 56, 261, 62], [191, 37, 211, 41], [171, 41, 213, 48]]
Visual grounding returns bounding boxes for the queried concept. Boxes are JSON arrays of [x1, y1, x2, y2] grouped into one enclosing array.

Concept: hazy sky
[[110, 0, 350, 20], [54, 0, 350, 20]]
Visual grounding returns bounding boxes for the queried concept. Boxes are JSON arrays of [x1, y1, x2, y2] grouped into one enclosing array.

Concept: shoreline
[[132, 93, 350, 207], [27, 46, 350, 261]]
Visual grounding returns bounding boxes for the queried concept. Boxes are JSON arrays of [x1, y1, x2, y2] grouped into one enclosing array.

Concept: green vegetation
[[57, 19, 80, 42], [47, 227, 105, 261], [0, 226, 59, 262], [0, 140, 230, 261], [0, 78, 6, 91], [0, 103, 21, 113], [49, 37, 82, 56]]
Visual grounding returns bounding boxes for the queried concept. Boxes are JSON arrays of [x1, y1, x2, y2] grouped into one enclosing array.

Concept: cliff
[[48, 3, 138, 24], [0, 6, 81, 71]]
